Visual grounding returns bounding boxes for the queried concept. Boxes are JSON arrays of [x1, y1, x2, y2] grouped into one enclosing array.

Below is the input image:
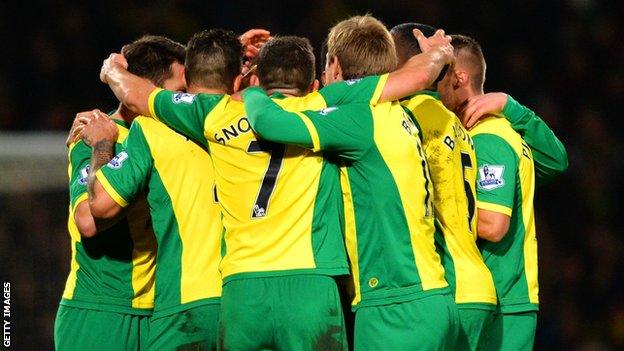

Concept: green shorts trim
[[219, 274, 348, 351], [54, 304, 149, 351], [481, 311, 537, 351], [354, 293, 460, 351], [147, 304, 220, 350]]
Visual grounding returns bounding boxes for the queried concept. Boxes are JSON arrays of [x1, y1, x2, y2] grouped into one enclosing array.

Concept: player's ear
[[326, 55, 343, 83], [249, 74, 260, 87], [455, 70, 469, 89], [310, 79, 320, 92]]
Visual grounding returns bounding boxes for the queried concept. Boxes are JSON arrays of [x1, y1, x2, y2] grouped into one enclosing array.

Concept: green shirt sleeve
[[473, 134, 518, 215], [503, 95, 568, 183], [68, 141, 91, 210], [148, 88, 224, 146], [244, 87, 371, 160], [96, 122, 153, 207], [318, 74, 387, 106]]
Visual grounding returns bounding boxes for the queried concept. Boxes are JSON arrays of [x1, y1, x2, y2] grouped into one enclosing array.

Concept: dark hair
[[185, 29, 243, 92], [256, 36, 316, 94], [451, 34, 486, 91], [121, 35, 185, 87], [390, 23, 437, 65]]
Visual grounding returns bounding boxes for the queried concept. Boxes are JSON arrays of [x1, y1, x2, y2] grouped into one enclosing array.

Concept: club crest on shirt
[[478, 164, 505, 190], [107, 151, 129, 169], [172, 92, 196, 104], [77, 165, 90, 185], [319, 107, 338, 116]]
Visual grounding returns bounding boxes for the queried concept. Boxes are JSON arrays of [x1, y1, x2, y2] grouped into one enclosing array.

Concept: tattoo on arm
[[87, 140, 115, 200]]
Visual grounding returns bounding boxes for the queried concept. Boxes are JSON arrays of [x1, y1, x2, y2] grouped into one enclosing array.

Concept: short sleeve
[[319, 74, 388, 106], [148, 88, 224, 146], [473, 133, 518, 216], [96, 122, 153, 207], [68, 141, 91, 211]]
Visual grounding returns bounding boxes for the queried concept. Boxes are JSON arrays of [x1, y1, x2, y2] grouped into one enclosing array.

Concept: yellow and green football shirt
[[243, 76, 449, 309], [470, 115, 538, 313], [95, 117, 223, 317], [147, 89, 349, 282], [62, 118, 156, 315], [402, 91, 497, 308]]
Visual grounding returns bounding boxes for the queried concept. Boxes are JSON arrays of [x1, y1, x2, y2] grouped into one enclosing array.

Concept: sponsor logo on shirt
[[345, 78, 362, 86], [172, 93, 196, 104], [319, 107, 338, 116], [478, 164, 505, 190], [107, 151, 129, 169], [77, 165, 90, 185]]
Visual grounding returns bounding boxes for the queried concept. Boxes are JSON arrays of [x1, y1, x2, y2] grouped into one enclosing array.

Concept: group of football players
[[55, 14, 568, 351]]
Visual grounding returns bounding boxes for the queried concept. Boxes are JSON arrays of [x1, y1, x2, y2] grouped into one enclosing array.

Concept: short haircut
[[121, 35, 186, 87], [451, 34, 487, 92], [326, 15, 397, 80], [256, 36, 315, 94], [390, 23, 437, 65], [185, 29, 243, 91]]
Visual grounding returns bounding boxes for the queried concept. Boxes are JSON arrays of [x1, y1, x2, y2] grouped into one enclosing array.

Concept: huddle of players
[[55, 14, 567, 351]]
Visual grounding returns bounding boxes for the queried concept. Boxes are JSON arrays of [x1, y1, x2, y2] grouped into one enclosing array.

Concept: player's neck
[[265, 88, 303, 97], [109, 104, 138, 124], [188, 84, 229, 95]]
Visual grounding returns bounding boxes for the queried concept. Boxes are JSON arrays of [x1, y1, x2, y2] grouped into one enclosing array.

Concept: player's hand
[[415, 29, 454, 64], [66, 110, 97, 147], [80, 110, 119, 147], [461, 92, 509, 129], [240, 28, 271, 59], [100, 53, 128, 84]]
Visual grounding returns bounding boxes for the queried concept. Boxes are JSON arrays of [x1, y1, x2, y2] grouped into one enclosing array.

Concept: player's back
[[402, 92, 496, 306], [204, 93, 349, 282], [470, 115, 538, 312], [63, 119, 156, 314], [98, 116, 223, 315], [326, 99, 449, 307]]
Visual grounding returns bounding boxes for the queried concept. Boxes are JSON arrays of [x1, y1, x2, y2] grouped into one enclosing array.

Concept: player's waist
[[221, 266, 349, 284], [60, 296, 153, 315], [151, 297, 221, 319], [353, 285, 451, 310]]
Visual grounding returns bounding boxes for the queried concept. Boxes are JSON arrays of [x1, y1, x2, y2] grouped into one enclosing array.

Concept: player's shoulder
[[470, 115, 520, 140], [68, 139, 90, 159], [470, 115, 526, 156], [273, 91, 326, 111]]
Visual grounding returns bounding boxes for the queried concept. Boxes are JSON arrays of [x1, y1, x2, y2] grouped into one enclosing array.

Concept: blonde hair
[[327, 15, 398, 80]]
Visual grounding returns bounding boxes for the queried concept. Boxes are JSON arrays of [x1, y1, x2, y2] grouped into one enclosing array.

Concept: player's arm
[[472, 134, 518, 242], [100, 54, 155, 117], [477, 209, 511, 243], [80, 112, 124, 219], [378, 29, 454, 103], [87, 119, 153, 220], [243, 87, 369, 158], [67, 136, 118, 237], [462, 93, 568, 182]]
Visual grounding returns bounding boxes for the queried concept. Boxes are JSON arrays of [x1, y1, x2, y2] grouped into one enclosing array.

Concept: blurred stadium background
[[1, 0, 622, 349]]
